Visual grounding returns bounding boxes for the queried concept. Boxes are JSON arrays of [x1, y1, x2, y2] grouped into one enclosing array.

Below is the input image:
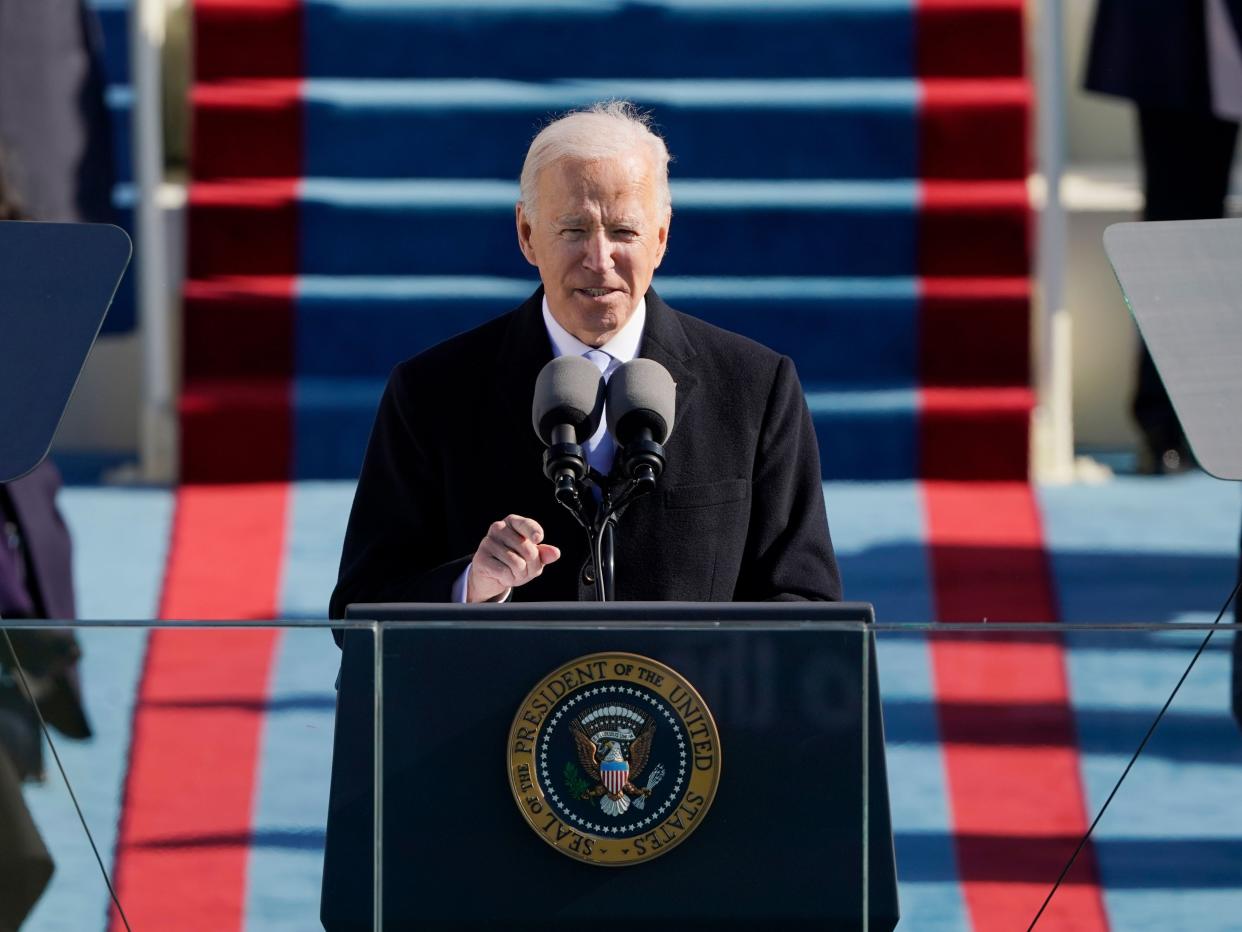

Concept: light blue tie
[[583, 349, 615, 475]]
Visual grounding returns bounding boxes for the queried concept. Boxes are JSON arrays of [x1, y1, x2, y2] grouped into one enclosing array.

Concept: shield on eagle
[[601, 758, 629, 795], [569, 706, 658, 817]]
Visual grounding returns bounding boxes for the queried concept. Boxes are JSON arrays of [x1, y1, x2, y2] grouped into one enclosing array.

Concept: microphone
[[606, 359, 676, 491], [532, 355, 606, 502]]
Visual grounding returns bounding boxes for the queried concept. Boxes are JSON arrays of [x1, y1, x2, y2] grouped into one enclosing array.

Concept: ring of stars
[[537, 683, 689, 837]]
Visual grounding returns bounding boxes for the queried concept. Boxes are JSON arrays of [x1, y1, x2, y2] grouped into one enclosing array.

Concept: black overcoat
[[330, 288, 840, 616], [0, 461, 89, 740], [1086, 0, 1242, 111]]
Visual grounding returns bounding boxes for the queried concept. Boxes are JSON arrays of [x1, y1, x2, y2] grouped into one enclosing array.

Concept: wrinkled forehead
[[538, 155, 663, 218]]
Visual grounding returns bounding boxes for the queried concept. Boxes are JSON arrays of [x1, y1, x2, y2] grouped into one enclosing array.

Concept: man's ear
[[653, 211, 671, 268], [516, 202, 538, 266]]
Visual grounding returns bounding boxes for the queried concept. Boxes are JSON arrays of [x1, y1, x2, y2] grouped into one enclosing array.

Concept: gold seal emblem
[[507, 652, 721, 866]]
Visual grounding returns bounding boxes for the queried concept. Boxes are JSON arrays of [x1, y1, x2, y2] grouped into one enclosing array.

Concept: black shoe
[[1137, 442, 1194, 475]]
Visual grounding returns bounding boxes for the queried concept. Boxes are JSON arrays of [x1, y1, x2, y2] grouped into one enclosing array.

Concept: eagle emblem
[[508, 652, 722, 866], [570, 704, 659, 817]]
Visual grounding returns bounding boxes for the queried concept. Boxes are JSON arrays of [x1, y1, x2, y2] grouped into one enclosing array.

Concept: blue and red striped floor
[[19, 471, 1242, 930]]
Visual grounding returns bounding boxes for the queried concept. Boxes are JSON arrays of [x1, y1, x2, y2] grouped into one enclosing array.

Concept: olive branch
[[563, 762, 590, 797]]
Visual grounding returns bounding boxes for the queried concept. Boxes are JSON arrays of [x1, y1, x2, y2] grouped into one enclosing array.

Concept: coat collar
[[495, 285, 699, 436]]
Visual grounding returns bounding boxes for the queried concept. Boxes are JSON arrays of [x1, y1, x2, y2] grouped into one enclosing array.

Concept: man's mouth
[[577, 288, 617, 298]]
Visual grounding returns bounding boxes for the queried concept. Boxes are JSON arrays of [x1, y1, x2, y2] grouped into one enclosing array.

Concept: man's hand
[[466, 514, 560, 603]]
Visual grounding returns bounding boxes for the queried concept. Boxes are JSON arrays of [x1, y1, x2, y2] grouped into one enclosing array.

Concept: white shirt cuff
[[451, 563, 471, 603], [453, 561, 511, 603]]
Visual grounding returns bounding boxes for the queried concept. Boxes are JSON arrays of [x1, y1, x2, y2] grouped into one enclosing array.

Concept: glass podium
[[328, 603, 886, 930]]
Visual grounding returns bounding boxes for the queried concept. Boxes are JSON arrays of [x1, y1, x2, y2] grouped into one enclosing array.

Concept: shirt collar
[[541, 294, 647, 364]]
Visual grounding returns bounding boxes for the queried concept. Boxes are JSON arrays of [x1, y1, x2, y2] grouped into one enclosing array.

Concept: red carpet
[[917, 0, 1026, 79], [108, 485, 289, 931], [193, 0, 303, 81], [924, 482, 1109, 930]]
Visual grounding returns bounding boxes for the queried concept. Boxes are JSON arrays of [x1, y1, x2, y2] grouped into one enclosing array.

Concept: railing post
[[131, 0, 177, 482], [1032, 0, 1075, 481]]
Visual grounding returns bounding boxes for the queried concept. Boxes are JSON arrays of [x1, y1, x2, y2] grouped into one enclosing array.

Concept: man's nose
[[581, 231, 615, 272]]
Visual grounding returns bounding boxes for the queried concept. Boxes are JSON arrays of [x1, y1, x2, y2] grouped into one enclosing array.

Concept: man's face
[[516, 154, 670, 347]]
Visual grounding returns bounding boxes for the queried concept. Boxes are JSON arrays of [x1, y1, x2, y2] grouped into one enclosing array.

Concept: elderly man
[[329, 101, 839, 613]]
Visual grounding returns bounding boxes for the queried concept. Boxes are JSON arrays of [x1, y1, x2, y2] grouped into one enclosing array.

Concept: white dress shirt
[[451, 296, 648, 602]]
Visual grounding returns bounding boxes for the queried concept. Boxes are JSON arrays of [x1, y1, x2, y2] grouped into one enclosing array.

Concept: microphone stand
[[552, 457, 660, 603], [542, 418, 666, 603], [599, 522, 615, 602]]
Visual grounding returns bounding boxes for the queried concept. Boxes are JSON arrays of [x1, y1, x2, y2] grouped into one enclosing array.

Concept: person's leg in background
[[0, 696, 52, 932], [1134, 106, 1239, 472]]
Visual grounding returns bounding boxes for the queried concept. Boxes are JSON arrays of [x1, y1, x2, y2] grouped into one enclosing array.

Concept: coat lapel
[[637, 288, 699, 429], [495, 287, 555, 459]]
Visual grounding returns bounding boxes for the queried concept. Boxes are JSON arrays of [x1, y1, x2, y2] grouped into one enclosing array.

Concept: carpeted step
[[184, 274, 1029, 389], [91, 0, 131, 85], [183, 275, 295, 381], [89, 0, 137, 331], [190, 78, 1028, 182], [89, 2, 133, 181], [918, 386, 1033, 480], [179, 377, 1031, 482], [181, 273, 1032, 482], [186, 178, 1029, 279], [179, 377, 292, 482], [194, 0, 1024, 82], [920, 276, 1029, 386], [181, 0, 1033, 486], [106, 85, 133, 184], [809, 385, 1032, 480]]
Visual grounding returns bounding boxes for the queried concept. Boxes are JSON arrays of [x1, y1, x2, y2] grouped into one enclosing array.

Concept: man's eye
[[561, 228, 585, 238], [613, 229, 638, 240]]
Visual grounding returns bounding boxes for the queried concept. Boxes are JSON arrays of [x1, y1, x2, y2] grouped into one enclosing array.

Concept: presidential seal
[[507, 652, 721, 866]]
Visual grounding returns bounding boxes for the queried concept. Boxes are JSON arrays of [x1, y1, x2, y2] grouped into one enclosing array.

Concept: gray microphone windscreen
[[606, 359, 676, 444], [532, 355, 606, 445]]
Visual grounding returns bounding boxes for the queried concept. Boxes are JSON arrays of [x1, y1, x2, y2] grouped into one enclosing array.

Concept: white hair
[[518, 100, 672, 220]]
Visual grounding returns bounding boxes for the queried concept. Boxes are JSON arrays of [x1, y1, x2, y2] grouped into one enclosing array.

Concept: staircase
[[184, 0, 1031, 483]]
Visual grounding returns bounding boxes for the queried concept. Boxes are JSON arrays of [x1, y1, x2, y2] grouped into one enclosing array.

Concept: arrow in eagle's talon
[[631, 763, 666, 810]]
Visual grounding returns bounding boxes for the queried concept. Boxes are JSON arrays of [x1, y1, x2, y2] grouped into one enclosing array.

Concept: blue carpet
[[299, 1, 921, 81], [297, 78, 921, 179], [272, 178, 931, 278], [86, 0, 136, 331]]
